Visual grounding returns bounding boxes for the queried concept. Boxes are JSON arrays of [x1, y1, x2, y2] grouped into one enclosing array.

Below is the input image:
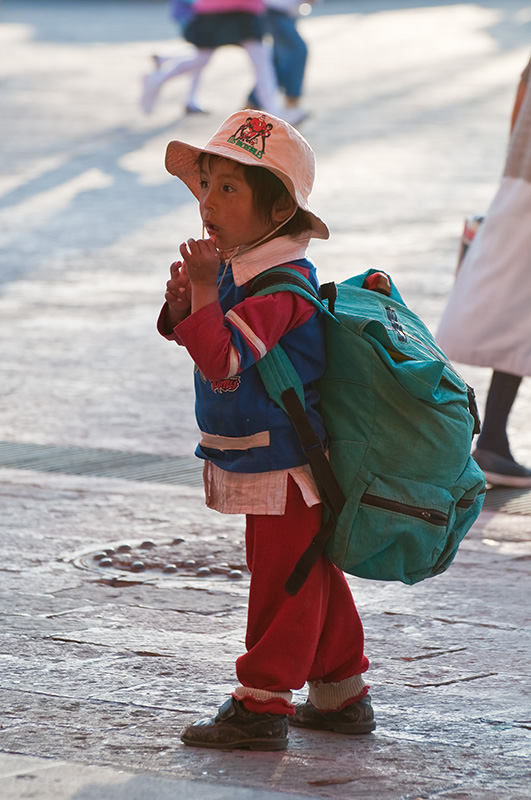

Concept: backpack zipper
[[455, 487, 486, 509], [361, 490, 483, 521], [361, 492, 449, 525]]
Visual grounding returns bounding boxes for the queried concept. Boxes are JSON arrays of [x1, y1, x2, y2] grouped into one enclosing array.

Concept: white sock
[[184, 67, 205, 109], [241, 39, 283, 117], [158, 48, 212, 87], [308, 675, 368, 711]]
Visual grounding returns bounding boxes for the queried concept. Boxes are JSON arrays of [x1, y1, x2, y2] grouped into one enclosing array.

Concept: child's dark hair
[[198, 153, 312, 238]]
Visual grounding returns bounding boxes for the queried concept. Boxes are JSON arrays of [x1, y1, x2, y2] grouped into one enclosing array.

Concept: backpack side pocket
[[327, 471, 458, 584]]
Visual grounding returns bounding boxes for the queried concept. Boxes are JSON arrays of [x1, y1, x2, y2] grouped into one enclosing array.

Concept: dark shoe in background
[[473, 448, 531, 488]]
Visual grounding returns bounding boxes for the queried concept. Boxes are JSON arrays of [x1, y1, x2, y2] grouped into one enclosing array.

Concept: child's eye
[[199, 179, 209, 189], [222, 184, 235, 193]]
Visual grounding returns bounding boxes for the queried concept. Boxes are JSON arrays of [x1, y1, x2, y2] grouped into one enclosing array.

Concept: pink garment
[[194, 0, 265, 14], [203, 458, 321, 514]]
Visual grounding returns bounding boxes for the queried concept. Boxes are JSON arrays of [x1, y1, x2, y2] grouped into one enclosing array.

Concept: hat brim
[[165, 139, 329, 241]]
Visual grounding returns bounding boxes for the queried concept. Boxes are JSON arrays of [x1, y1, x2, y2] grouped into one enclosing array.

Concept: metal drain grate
[[0, 440, 203, 487], [482, 485, 531, 515], [2, 440, 531, 513]]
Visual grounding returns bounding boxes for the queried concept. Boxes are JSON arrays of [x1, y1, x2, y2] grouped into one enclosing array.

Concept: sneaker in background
[[140, 71, 163, 114], [473, 448, 531, 488]]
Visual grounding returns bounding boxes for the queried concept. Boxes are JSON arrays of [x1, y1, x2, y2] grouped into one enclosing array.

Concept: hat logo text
[[228, 115, 273, 159]]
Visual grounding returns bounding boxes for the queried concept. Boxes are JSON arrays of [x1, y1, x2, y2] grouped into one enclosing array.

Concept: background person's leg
[[140, 49, 212, 113], [474, 370, 531, 485]]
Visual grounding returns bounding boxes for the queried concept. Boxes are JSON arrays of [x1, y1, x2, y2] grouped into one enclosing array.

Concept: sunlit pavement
[[1, 2, 530, 798]]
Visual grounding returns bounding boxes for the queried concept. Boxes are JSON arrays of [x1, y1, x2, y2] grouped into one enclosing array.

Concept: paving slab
[[0, 752, 317, 800], [1, 2, 531, 799], [1, 466, 530, 799]]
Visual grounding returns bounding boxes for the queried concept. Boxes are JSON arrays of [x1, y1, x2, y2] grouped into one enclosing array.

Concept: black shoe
[[185, 102, 208, 114], [181, 697, 289, 750], [290, 695, 376, 735], [473, 448, 531, 488]]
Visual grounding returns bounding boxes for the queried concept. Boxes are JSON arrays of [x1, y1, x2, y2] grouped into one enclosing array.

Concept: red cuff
[[156, 301, 184, 342]]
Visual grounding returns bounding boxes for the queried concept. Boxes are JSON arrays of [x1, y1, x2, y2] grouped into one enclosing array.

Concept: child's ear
[[272, 195, 297, 225]]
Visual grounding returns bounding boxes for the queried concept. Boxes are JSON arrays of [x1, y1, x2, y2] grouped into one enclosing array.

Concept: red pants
[[236, 477, 369, 714]]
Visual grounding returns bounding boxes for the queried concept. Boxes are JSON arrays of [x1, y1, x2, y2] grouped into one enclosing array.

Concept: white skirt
[[436, 176, 531, 377]]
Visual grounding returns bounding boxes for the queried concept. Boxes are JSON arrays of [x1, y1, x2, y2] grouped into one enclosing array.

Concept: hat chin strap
[[218, 207, 299, 264]]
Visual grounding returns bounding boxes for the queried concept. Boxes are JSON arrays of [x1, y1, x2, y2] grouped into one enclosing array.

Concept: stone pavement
[[1, 1, 531, 798]]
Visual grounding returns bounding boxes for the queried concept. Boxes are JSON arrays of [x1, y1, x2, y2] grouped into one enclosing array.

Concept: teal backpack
[[250, 267, 486, 595]]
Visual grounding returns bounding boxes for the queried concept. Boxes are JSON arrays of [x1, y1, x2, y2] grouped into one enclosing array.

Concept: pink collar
[[231, 233, 312, 286]]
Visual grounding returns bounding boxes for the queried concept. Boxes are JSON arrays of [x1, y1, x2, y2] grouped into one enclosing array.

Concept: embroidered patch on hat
[[227, 114, 273, 160]]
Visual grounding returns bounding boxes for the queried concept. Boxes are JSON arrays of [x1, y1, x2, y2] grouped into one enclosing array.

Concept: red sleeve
[[175, 292, 316, 381], [156, 301, 188, 342]]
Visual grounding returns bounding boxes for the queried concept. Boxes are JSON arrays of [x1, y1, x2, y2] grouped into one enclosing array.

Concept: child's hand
[[180, 238, 219, 286], [165, 260, 192, 328], [179, 238, 220, 314]]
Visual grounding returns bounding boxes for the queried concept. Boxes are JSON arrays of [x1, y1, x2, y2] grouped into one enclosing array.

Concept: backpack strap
[[254, 267, 482, 436], [250, 266, 339, 318], [278, 386, 345, 595], [249, 267, 346, 595]]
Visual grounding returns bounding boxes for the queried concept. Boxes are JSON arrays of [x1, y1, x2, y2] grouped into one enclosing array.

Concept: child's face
[[199, 157, 276, 254]]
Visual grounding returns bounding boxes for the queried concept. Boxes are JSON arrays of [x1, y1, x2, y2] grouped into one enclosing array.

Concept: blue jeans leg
[[265, 10, 308, 100]]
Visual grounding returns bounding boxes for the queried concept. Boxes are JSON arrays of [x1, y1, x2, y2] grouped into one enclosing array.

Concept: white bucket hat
[[165, 109, 329, 240]]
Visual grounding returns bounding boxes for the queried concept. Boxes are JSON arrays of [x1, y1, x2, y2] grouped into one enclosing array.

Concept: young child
[[158, 109, 374, 750]]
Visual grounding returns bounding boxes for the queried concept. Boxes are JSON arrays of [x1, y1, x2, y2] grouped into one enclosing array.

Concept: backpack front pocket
[[327, 472, 457, 583]]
